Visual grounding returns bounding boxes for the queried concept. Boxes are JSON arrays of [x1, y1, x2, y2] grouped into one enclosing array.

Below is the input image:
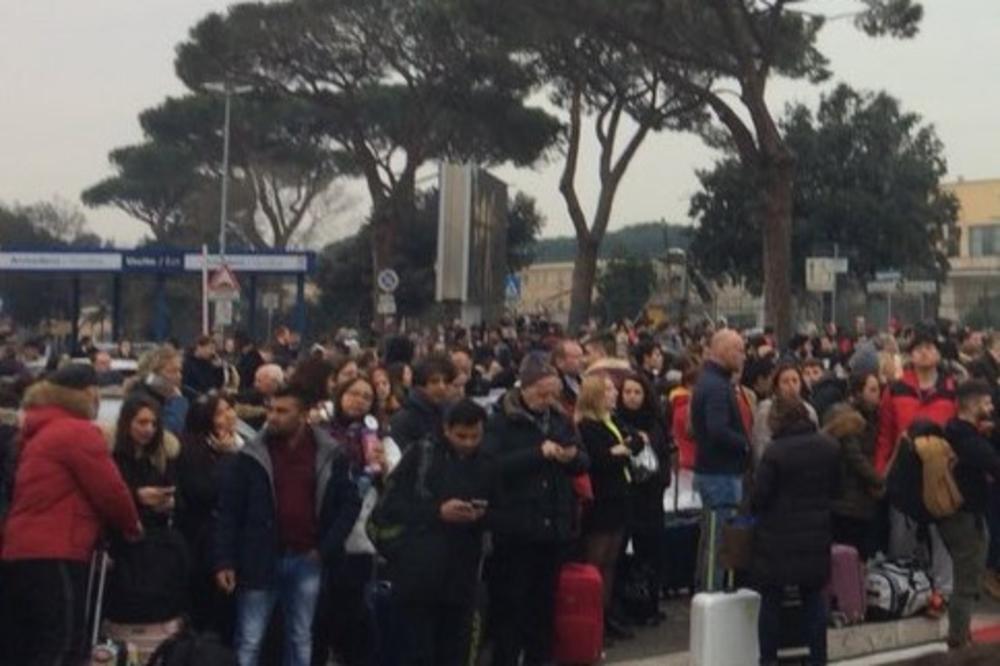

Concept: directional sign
[[876, 270, 902, 282], [902, 280, 938, 295], [376, 269, 400, 293], [867, 280, 899, 294], [806, 257, 848, 293]]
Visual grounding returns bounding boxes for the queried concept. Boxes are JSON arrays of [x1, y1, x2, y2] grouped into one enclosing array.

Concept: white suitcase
[[690, 588, 761, 666]]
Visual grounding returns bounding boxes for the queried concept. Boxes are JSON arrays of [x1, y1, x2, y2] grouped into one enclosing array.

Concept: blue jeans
[[694, 474, 743, 592], [694, 473, 743, 508], [234, 554, 321, 666]]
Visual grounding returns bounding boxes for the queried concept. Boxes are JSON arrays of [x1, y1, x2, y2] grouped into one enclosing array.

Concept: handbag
[[629, 443, 660, 483], [718, 513, 756, 572]]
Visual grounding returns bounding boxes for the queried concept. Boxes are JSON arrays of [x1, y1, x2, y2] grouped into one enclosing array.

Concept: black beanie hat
[[48, 363, 99, 390]]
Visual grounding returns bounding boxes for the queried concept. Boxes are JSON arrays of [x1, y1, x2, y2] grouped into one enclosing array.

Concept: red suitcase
[[552, 563, 604, 665], [825, 544, 866, 626]]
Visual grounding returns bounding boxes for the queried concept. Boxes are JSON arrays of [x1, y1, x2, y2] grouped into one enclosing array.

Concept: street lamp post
[[219, 86, 233, 259], [203, 81, 252, 259]]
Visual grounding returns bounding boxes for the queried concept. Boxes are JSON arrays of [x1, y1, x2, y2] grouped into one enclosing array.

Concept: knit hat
[[848, 340, 880, 377], [48, 363, 99, 390], [519, 352, 558, 388]]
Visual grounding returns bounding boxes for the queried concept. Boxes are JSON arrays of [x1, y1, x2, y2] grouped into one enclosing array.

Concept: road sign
[[505, 274, 522, 301], [902, 280, 938, 295], [215, 300, 234, 326], [867, 280, 899, 294], [876, 270, 902, 282], [806, 257, 848, 293], [261, 292, 280, 311], [376, 293, 397, 315], [376, 269, 400, 293], [208, 265, 241, 302]]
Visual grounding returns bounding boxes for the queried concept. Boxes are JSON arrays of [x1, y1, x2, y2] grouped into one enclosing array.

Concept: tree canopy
[[691, 83, 958, 293], [174, 0, 560, 299]]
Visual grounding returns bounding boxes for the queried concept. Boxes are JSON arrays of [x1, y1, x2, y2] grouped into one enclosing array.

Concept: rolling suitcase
[[825, 544, 866, 627], [689, 588, 761, 666], [86, 550, 135, 666], [552, 563, 603, 666]]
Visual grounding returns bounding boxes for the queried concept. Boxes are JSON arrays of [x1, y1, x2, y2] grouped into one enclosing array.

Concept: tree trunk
[[568, 238, 599, 332], [760, 152, 795, 346]]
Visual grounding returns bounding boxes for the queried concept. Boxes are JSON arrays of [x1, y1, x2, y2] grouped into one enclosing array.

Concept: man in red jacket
[[875, 327, 957, 474], [875, 325, 958, 599], [1, 364, 142, 666]]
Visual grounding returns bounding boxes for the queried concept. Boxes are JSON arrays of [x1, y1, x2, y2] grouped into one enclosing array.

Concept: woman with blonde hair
[[576, 373, 642, 642]]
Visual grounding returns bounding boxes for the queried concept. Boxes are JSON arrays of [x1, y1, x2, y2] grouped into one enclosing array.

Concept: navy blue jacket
[[690, 361, 750, 475], [214, 426, 361, 590]]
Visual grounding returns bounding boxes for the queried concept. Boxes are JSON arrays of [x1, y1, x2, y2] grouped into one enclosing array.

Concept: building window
[[970, 224, 1000, 257]]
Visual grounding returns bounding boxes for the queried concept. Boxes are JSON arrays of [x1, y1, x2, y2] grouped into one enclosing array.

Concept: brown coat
[[823, 403, 883, 520]]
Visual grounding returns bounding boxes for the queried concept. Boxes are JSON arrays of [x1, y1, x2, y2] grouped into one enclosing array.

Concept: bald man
[[235, 364, 286, 431], [690, 329, 750, 591]]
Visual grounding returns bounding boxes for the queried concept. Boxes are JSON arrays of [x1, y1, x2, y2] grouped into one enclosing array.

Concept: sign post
[[207, 264, 241, 332], [262, 292, 280, 339], [376, 268, 400, 322], [806, 256, 848, 324]]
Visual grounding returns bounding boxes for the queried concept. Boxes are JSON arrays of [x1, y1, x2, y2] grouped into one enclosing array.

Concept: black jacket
[[618, 406, 671, 532], [751, 421, 840, 588], [176, 435, 238, 572], [113, 451, 178, 531], [691, 361, 750, 475], [943, 418, 1000, 515], [182, 353, 224, 400], [379, 435, 501, 605], [389, 390, 444, 454], [237, 348, 265, 392], [484, 390, 588, 543], [214, 427, 361, 589], [578, 417, 640, 505]]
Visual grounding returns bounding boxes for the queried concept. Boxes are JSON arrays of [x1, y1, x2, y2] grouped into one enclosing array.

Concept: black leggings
[[1, 559, 90, 666]]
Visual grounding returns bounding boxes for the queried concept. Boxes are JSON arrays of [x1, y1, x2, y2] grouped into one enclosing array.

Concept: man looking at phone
[[377, 399, 500, 666]]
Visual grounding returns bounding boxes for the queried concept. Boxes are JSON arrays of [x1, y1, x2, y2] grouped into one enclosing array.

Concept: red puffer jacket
[[1, 381, 141, 562], [874, 370, 957, 474]]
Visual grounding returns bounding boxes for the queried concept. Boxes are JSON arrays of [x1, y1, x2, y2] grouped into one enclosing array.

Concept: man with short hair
[[215, 386, 360, 666], [380, 399, 500, 666], [690, 329, 750, 591], [389, 353, 457, 453], [92, 350, 123, 387], [942, 380, 1000, 649], [968, 334, 1000, 597], [183, 335, 225, 400], [485, 353, 587, 666], [691, 329, 750, 507], [551, 339, 584, 412]]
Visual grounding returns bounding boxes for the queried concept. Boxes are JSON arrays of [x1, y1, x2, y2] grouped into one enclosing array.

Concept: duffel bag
[[866, 557, 932, 621]]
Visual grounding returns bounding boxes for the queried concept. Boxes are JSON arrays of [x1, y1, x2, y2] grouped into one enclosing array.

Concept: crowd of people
[[2, 314, 1000, 665]]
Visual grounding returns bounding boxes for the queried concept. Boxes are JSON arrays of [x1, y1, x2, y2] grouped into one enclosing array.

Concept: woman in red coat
[[1, 364, 142, 665]]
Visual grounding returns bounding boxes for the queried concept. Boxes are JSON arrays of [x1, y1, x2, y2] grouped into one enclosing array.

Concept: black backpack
[[885, 420, 941, 525], [147, 631, 236, 666]]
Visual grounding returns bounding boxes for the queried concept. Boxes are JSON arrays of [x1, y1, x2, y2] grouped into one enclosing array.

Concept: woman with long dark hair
[[176, 392, 242, 638], [313, 376, 400, 666], [617, 374, 671, 622], [105, 394, 188, 628]]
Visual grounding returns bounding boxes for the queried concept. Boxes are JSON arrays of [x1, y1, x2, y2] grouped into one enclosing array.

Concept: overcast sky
[[1, 0, 997, 247]]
